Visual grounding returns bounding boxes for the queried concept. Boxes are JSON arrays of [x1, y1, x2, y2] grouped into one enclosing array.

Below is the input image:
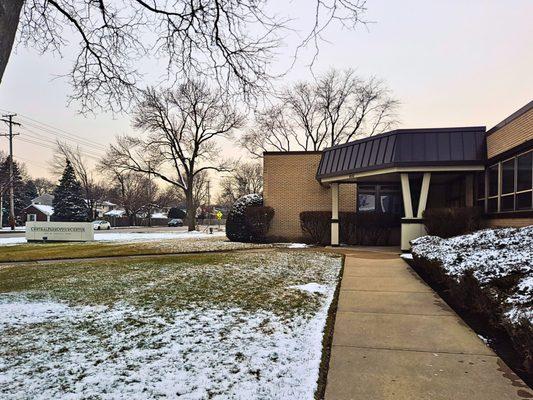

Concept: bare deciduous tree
[[217, 162, 263, 208], [243, 68, 399, 156], [32, 177, 55, 196], [241, 105, 295, 157], [98, 156, 156, 225], [1, 0, 367, 112], [104, 80, 244, 230]]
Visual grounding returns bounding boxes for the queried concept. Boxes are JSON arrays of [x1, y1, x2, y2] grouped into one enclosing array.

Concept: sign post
[[216, 210, 223, 231]]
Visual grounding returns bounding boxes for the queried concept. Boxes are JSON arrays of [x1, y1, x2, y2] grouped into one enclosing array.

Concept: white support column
[[400, 172, 430, 251], [417, 172, 431, 218], [400, 173, 413, 218], [331, 183, 339, 246]]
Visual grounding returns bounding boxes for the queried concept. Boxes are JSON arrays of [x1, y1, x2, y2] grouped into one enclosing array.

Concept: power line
[[0, 108, 108, 152], [21, 127, 105, 159]]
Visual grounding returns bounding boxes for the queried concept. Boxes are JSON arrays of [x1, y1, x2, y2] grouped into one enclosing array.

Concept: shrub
[[349, 212, 401, 245], [423, 207, 481, 238], [300, 211, 331, 245], [226, 194, 274, 243], [245, 206, 275, 242], [299, 211, 401, 245]]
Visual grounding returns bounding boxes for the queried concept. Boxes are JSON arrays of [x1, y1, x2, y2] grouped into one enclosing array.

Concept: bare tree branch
[[103, 80, 244, 230], [0, 0, 368, 112]]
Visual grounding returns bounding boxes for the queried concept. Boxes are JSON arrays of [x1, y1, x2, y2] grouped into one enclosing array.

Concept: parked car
[[168, 218, 183, 227], [92, 220, 111, 230]]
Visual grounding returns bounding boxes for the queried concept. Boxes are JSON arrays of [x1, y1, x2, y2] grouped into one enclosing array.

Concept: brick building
[[263, 100, 533, 250]]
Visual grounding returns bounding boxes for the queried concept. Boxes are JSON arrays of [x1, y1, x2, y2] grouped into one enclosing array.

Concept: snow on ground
[[411, 225, 533, 325], [0, 251, 341, 399], [0, 227, 25, 232], [288, 283, 328, 294], [400, 253, 413, 260], [287, 243, 310, 249], [0, 230, 226, 246]]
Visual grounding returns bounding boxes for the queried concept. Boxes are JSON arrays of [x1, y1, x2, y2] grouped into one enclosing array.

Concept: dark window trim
[[480, 148, 533, 215]]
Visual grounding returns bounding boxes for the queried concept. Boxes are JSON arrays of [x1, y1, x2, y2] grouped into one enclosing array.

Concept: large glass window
[[358, 193, 376, 211], [501, 159, 515, 194], [517, 152, 533, 192], [516, 192, 532, 210], [483, 149, 533, 213], [357, 184, 401, 214], [488, 164, 499, 197]]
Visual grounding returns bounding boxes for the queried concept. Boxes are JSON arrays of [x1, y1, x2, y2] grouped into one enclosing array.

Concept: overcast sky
[[0, 0, 532, 189]]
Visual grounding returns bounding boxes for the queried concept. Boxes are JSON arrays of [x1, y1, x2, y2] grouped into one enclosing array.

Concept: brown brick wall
[[263, 152, 356, 240], [487, 108, 533, 159]]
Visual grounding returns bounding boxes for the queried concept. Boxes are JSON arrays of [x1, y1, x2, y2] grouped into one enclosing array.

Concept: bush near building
[[299, 211, 400, 245], [411, 226, 533, 372], [226, 194, 274, 243], [423, 207, 481, 238]]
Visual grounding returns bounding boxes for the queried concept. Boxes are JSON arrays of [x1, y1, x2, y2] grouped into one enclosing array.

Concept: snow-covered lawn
[[0, 250, 341, 399], [0, 230, 227, 246]]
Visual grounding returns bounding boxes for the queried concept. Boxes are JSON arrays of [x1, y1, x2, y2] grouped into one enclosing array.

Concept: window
[[358, 193, 376, 211], [27, 214, 37, 222], [488, 164, 499, 197], [501, 159, 515, 194], [517, 152, 532, 191], [483, 149, 533, 213], [357, 184, 401, 214]]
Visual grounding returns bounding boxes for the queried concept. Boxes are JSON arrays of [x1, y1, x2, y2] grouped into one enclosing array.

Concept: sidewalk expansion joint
[[330, 344, 497, 357]]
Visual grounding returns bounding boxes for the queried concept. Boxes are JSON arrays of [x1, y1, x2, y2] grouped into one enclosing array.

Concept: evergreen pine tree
[[22, 180, 38, 208], [0, 157, 27, 224], [52, 159, 89, 222]]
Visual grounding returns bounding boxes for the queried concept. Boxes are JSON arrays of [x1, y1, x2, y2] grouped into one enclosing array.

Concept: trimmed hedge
[[299, 211, 401, 245], [300, 211, 331, 245], [423, 207, 481, 238], [226, 194, 274, 243], [411, 254, 533, 373], [245, 206, 275, 242]]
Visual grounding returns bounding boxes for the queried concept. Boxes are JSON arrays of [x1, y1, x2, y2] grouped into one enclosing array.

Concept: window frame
[[482, 148, 533, 214]]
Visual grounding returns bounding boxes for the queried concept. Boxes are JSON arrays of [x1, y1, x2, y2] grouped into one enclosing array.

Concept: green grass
[[0, 250, 341, 316], [0, 238, 269, 263], [0, 249, 343, 398]]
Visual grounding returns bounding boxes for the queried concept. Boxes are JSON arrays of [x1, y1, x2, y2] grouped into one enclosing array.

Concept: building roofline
[[263, 151, 323, 156], [322, 126, 486, 152], [486, 100, 533, 136]]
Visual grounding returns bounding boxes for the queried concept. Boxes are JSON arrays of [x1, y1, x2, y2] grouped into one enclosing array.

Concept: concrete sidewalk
[[325, 250, 533, 400]]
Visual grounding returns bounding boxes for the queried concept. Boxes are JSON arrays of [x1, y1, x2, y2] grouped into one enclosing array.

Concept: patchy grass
[[0, 250, 341, 399], [0, 237, 270, 263]]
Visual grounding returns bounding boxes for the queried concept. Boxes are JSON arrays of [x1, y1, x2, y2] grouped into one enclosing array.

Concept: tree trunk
[[186, 189, 196, 231], [0, 0, 24, 85]]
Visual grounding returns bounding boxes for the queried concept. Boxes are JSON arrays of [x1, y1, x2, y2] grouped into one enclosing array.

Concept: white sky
[[0, 0, 532, 195]]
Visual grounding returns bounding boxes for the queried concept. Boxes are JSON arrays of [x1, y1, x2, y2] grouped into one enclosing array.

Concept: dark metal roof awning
[[316, 127, 486, 181]]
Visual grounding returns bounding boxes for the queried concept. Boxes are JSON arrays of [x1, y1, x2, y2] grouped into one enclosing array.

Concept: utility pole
[[0, 114, 21, 230], [206, 180, 211, 234], [147, 161, 152, 227]]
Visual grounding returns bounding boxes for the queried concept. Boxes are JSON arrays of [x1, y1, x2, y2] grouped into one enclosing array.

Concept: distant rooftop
[[31, 193, 54, 206]]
